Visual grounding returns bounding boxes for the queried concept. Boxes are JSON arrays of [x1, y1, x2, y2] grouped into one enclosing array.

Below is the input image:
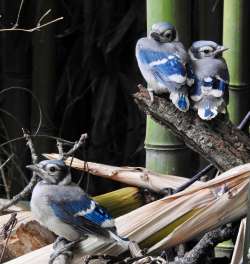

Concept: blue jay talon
[[53, 236, 68, 249], [49, 239, 80, 264]]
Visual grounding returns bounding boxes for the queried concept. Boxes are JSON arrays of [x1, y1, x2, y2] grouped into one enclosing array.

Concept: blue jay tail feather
[[198, 106, 218, 120], [170, 92, 189, 112], [108, 231, 130, 250]]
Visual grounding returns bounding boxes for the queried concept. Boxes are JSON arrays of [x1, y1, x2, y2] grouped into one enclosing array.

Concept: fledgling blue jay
[[136, 22, 191, 112], [188, 40, 229, 120], [27, 160, 128, 248]]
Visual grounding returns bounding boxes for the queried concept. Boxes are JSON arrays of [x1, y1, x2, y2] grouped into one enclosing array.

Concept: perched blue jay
[[188, 40, 229, 120], [27, 160, 128, 248], [136, 22, 190, 112]]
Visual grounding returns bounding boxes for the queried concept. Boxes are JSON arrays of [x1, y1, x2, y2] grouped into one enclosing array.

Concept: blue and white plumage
[[136, 22, 190, 112], [188, 40, 229, 120], [27, 160, 127, 247]]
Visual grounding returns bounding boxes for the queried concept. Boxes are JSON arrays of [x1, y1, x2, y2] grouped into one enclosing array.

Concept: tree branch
[[178, 226, 234, 264], [133, 86, 250, 172]]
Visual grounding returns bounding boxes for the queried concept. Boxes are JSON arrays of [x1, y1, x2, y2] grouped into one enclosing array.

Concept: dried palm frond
[[44, 154, 203, 191], [6, 164, 250, 264]]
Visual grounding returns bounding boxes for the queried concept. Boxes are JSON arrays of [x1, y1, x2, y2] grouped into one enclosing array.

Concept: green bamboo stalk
[[223, 1, 250, 262], [223, 0, 250, 125], [145, 0, 197, 177]]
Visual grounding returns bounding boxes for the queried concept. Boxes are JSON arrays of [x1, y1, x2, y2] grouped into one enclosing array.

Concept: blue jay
[[136, 22, 190, 112], [27, 160, 128, 248], [188, 40, 229, 120]]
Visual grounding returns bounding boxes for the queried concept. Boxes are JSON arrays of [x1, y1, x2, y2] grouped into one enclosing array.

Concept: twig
[[12, 0, 24, 29], [0, 133, 85, 213], [0, 131, 39, 213], [23, 129, 38, 164], [57, 140, 64, 160], [173, 165, 213, 194], [177, 226, 234, 264], [0, 134, 74, 150], [0, 213, 17, 263], [37, 9, 51, 27], [0, 17, 63, 32], [0, 175, 38, 213], [0, 154, 14, 199], [64, 133, 88, 159], [0, 0, 63, 32]]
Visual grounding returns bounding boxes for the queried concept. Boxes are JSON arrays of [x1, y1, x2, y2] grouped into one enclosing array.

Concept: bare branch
[[0, 213, 17, 263], [64, 133, 88, 159], [0, 154, 14, 199], [0, 131, 39, 213], [0, 175, 38, 213], [0, 154, 14, 171], [36, 9, 51, 27], [23, 129, 38, 164], [12, 0, 24, 29], [0, 17, 63, 33], [56, 140, 64, 160], [178, 226, 234, 264], [0, 0, 63, 33]]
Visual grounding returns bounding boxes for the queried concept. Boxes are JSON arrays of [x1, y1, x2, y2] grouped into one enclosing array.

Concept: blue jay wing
[[190, 79, 203, 101], [214, 76, 229, 103], [49, 195, 115, 238], [138, 49, 186, 88]]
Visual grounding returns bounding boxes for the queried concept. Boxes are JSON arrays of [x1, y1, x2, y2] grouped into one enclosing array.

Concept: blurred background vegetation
[[0, 0, 249, 197]]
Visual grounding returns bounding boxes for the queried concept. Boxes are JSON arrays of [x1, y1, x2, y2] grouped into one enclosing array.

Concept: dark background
[[0, 0, 147, 196], [0, 0, 224, 196]]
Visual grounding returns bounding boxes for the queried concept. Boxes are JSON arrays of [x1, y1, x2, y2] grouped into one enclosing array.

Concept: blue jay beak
[[214, 46, 229, 55], [26, 164, 56, 184]]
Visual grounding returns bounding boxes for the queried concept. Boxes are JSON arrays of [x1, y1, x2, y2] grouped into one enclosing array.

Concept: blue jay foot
[[53, 236, 68, 249], [49, 238, 81, 264], [49, 250, 73, 264], [137, 84, 154, 104]]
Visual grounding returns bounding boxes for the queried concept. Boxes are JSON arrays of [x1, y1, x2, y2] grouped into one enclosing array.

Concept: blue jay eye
[[49, 166, 56, 172], [163, 30, 172, 39], [204, 49, 210, 54]]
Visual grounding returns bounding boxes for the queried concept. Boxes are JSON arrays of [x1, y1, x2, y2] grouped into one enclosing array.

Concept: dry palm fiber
[[117, 164, 250, 253], [44, 154, 203, 191], [44, 154, 250, 252], [6, 164, 250, 264]]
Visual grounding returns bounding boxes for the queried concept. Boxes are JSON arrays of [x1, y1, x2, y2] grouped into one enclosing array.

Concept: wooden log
[[44, 154, 203, 192], [133, 87, 250, 172]]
